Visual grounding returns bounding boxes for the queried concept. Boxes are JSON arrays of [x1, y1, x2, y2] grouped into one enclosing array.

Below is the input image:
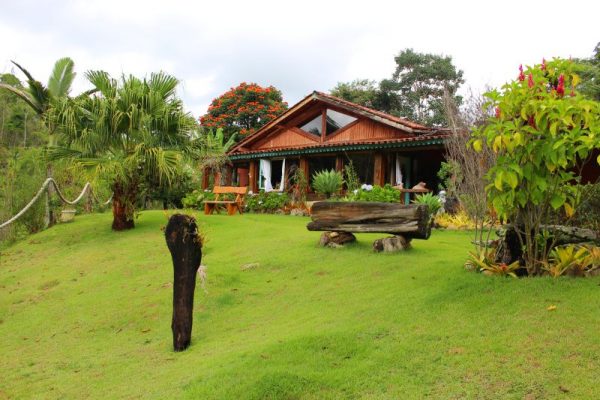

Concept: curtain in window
[[279, 158, 286, 191], [260, 159, 273, 192], [395, 155, 403, 186]]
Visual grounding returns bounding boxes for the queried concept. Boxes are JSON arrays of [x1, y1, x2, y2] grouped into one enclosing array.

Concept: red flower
[[518, 64, 525, 82], [495, 107, 501, 118], [556, 74, 565, 96], [541, 58, 546, 71], [528, 74, 534, 88]]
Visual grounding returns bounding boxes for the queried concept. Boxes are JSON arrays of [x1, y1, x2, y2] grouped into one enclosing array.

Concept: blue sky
[[1, 0, 598, 118]]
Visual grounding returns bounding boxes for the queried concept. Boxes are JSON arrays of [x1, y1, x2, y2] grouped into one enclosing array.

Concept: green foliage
[[575, 42, 600, 101], [571, 183, 600, 232], [245, 191, 289, 213], [290, 167, 308, 204], [330, 79, 380, 108], [181, 190, 218, 209], [471, 58, 600, 274], [412, 192, 442, 216], [51, 70, 196, 229], [312, 169, 343, 198], [347, 184, 401, 203], [192, 127, 236, 171], [437, 160, 462, 195], [329, 49, 464, 126], [343, 161, 361, 193]]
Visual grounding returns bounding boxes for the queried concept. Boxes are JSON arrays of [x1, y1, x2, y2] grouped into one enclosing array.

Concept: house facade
[[211, 91, 452, 195]]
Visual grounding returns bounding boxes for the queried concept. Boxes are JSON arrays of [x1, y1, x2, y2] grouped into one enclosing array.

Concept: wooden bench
[[307, 201, 431, 251], [204, 186, 248, 216]]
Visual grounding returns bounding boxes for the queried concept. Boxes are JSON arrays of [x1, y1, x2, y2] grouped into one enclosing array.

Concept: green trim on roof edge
[[228, 138, 446, 160]]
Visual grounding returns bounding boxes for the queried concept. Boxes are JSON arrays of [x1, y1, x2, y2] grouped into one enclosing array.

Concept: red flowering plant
[[471, 58, 600, 275], [200, 82, 288, 142]]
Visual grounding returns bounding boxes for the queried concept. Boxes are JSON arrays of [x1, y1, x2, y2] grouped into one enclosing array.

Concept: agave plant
[[312, 169, 343, 199], [412, 192, 442, 217]]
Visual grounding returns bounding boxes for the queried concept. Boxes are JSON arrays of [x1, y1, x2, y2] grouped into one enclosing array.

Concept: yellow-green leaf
[[472, 139, 482, 152], [564, 202, 574, 217]]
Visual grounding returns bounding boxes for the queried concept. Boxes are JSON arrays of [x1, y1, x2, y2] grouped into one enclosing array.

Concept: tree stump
[[319, 231, 356, 247], [165, 214, 202, 352], [373, 235, 412, 252]]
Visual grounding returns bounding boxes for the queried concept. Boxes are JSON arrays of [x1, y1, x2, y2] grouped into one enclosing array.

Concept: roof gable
[[229, 91, 435, 155]]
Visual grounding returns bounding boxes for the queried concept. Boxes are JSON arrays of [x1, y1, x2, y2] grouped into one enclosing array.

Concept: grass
[[1, 211, 600, 399]]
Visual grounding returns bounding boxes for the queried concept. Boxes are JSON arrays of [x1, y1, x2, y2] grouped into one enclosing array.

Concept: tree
[[52, 71, 196, 230], [0, 58, 80, 146], [330, 79, 380, 108], [199, 82, 287, 140], [330, 49, 464, 126], [471, 58, 600, 275], [576, 42, 600, 101]]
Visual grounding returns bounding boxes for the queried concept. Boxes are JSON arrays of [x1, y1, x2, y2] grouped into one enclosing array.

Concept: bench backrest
[[213, 186, 248, 195], [212, 186, 248, 204]]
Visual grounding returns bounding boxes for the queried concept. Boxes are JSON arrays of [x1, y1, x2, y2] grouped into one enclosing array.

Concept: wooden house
[[209, 91, 452, 195]]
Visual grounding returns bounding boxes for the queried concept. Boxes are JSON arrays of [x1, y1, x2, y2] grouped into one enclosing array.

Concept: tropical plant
[[245, 191, 289, 213], [291, 167, 308, 204], [312, 169, 343, 198], [51, 71, 196, 230], [471, 58, 600, 275], [465, 247, 519, 277], [435, 210, 476, 230], [343, 161, 361, 193], [543, 245, 590, 277], [192, 127, 236, 171], [412, 192, 442, 217], [199, 82, 288, 140]]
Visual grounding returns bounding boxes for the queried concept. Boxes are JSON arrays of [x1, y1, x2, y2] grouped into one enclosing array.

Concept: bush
[[345, 184, 401, 203], [245, 191, 289, 213], [181, 190, 217, 209], [312, 170, 343, 198]]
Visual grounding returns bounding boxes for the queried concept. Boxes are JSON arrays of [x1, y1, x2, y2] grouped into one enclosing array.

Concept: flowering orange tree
[[471, 58, 600, 275], [199, 82, 287, 140]]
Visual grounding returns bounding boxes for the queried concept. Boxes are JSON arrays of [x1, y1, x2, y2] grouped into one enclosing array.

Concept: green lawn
[[1, 211, 599, 399]]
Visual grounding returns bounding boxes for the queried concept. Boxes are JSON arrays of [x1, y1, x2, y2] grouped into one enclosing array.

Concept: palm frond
[[47, 57, 75, 98], [10, 60, 49, 114], [85, 70, 117, 98], [0, 83, 42, 113], [149, 71, 178, 99]]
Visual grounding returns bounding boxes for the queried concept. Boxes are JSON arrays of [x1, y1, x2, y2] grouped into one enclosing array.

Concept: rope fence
[[0, 178, 112, 229]]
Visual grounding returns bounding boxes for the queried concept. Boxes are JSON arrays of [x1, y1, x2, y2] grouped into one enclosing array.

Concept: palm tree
[[0, 58, 78, 145], [52, 70, 196, 230]]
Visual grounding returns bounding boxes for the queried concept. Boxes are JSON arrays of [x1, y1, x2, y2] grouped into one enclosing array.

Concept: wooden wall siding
[[255, 128, 319, 150], [326, 119, 410, 143]]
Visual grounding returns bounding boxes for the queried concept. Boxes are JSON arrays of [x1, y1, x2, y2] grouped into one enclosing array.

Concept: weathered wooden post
[[165, 214, 202, 351]]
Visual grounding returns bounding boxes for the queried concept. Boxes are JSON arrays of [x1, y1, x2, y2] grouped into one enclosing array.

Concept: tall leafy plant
[[312, 169, 343, 199], [471, 58, 600, 275]]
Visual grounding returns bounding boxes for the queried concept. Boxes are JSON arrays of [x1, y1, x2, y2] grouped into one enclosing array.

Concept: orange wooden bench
[[203, 186, 248, 215]]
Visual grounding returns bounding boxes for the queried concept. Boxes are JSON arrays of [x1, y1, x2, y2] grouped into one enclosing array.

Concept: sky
[[1, 0, 598, 119]]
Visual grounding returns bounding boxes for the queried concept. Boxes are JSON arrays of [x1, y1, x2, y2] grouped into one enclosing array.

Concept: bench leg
[[204, 203, 211, 215]]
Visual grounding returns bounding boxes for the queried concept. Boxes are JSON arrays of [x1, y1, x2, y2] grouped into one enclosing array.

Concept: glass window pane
[[326, 109, 357, 135], [300, 115, 322, 136]]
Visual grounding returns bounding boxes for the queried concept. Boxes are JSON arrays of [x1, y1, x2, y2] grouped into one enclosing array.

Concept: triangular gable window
[[298, 109, 357, 137]]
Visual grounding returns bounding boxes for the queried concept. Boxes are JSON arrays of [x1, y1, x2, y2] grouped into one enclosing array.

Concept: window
[[300, 115, 322, 136], [325, 109, 356, 135], [298, 109, 357, 136]]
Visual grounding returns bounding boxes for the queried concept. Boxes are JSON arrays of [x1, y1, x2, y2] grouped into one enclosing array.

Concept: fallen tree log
[[307, 202, 431, 239], [165, 214, 203, 352]]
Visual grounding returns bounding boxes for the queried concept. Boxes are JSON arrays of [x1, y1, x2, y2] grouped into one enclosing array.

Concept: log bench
[[204, 186, 248, 216], [307, 201, 431, 252]]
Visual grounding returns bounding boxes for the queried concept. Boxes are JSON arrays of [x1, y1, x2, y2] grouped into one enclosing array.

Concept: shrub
[[312, 170, 343, 198], [291, 168, 308, 204], [435, 210, 476, 230], [245, 191, 289, 213], [181, 190, 217, 209], [344, 161, 361, 193], [346, 184, 401, 203], [412, 192, 442, 217], [571, 183, 600, 232]]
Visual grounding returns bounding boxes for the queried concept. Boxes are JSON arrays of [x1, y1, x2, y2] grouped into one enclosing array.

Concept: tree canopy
[[199, 82, 287, 140], [330, 49, 464, 127], [51, 71, 196, 230]]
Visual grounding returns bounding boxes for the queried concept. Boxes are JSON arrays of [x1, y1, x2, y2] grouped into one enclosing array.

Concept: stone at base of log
[[373, 235, 412, 252], [319, 231, 356, 247]]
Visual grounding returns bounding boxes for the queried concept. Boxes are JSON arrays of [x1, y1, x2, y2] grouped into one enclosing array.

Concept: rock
[[319, 231, 356, 247], [373, 235, 412, 252], [290, 208, 307, 216]]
